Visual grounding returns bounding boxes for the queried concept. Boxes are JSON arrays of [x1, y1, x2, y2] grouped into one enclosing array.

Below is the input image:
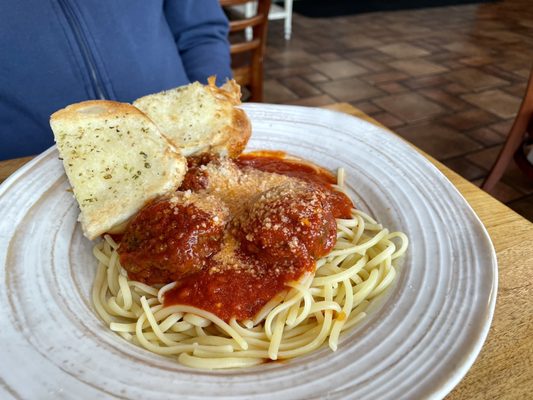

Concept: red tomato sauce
[[236, 152, 353, 219], [163, 250, 315, 321]]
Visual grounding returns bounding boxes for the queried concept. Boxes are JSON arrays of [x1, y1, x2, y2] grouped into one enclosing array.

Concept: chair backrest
[[220, 0, 272, 102]]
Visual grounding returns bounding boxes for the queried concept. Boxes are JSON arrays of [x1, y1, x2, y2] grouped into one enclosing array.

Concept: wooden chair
[[482, 69, 533, 192], [221, 0, 272, 102]]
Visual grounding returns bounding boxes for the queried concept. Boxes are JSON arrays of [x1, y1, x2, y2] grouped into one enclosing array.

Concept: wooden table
[[1, 103, 532, 399]]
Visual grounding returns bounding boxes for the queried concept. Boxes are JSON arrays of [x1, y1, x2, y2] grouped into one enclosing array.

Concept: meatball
[[179, 154, 217, 192], [118, 192, 228, 285], [234, 181, 337, 262]]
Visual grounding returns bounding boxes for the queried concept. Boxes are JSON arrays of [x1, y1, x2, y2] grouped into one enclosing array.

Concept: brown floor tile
[[475, 29, 527, 44], [461, 89, 522, 119], [280, 77, 322, 98], [388, 23, 433, 36], [443, 83, 470, 94], [514, 68, 531, 79], [395, 123, 483, 159], [441, 109, 499, 131], [519, 19, 533, 29], [339, 35, 382, 50], [285, 95, 337, 107], [267, 66, 317, 79], [424, 36, 459, 46], [409, 36, 440, 45], [265, 45, 281, 56], [263, 79, 298, 103], [426, 52, 468, 64], [318, 52, 344, 61], [466, 146, 502, 170], [502, 82, 527, 98], [318, 77, 386, 102], [343, 48, 394, 64], [507, 195, 533, 221], [418, 88, 470, 111], [347, 58, 389, 72], [498, 58, 532, 73], [501, 163, 533, 195], [302, 72, 329, 83], [350, 101, 383, 115], [445, 68, 508, 90], [377, 42, 431, 58], [368, 112, 405, 129], [402, 75, 451, 90], [376, 81, 409, 94], [264, 58, 281, 71], [389, 58, 449, 76], [442, 41, 491, 56], [373, 93, 446, 122], [458, 56, 495, 67], [443, 157, 487, 181], [481, 64, 528, 83], [442, 60, 465, 70], [311, 60, 368, 79], [415, 42, 443, 53], [489, 119, 514, 135], [465, 127, 507, 147], [361, 71, 410, 84], [271, 49, 320, 67], [472, 179, 524, 203]]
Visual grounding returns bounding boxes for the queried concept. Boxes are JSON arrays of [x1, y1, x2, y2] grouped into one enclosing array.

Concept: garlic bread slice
[[50, 100, 187, 239]]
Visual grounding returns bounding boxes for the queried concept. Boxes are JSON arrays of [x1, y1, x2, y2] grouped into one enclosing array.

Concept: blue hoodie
[[0, 0, 232, 160]]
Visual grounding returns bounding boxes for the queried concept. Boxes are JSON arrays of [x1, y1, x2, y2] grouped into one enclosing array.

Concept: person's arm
[[164, 0, 232, 85]]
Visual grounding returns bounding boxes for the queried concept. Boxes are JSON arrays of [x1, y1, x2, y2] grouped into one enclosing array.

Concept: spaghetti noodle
[[92, 170, 408, 369]]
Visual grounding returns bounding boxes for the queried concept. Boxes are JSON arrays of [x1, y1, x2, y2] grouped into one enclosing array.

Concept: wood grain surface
[[1, 103, 531, 399], [0, 156, 33, 183]]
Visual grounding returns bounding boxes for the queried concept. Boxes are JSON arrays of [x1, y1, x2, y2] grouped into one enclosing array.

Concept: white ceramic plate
[[0, 104, 497, 400]]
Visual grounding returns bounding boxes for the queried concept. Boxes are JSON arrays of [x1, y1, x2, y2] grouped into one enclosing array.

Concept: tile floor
[[261, 0, 533, 221]]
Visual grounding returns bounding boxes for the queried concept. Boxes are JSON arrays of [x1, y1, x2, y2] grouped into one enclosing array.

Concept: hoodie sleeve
[[164, 0, 232, 85]]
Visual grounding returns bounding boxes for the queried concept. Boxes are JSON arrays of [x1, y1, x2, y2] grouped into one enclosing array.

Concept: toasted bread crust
[[133, 77, 251, 159], [208, 76, 242, 105], [206, 78, 250, 157], [51, 100, 142, 122], [225, 107, 252, 158]]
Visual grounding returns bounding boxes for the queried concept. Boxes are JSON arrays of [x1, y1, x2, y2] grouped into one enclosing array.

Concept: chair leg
[[482, 67, 533, 193], [481, 126, 527, 193], [284, 0, 293, 40], [245, 2, 255, 41]]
